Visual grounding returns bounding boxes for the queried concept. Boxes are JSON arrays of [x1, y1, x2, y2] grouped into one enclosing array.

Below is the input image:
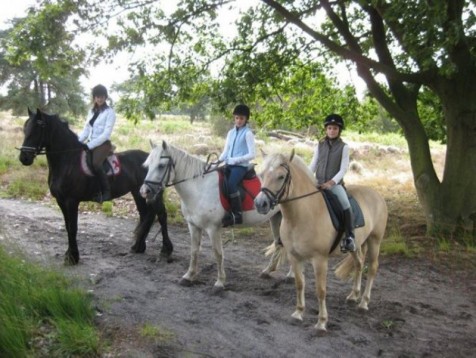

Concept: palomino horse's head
[[254, 152, 294, 214], [140, 140, 174, 203], [19, 108, 48, 166], [255, 150, 316, 214]]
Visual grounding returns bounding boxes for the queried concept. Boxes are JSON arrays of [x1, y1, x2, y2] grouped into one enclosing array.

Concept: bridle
[[258, 163, 292, 210], [19, 117, 47, 157], [142, 153, 221, 200], [259, 163, 321, 210], [143, 155, 175, 199]]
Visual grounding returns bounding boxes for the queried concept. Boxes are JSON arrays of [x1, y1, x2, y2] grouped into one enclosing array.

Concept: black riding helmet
[[324, 113, 344, 129], [233, 104, 250, 119], [92, 84, 108, 99]]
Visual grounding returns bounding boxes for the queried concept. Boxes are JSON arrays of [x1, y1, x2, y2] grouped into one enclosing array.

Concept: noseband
[[19, 118, 47, 157], [143, 155, 174, 199], [259, 163, 322, 209], [259, 163, 291, 210]]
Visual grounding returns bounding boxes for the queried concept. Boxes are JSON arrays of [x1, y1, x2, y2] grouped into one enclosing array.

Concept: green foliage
[[0, 1, 87, 116], [101, 201, 113, 216], [0, 246, 100, 357]]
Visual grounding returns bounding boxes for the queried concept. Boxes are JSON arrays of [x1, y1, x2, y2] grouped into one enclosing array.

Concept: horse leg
[[358, 235, 381, 310], [180, 222, 203, 286], [346, 241, 367, 302], [261, 212, 283, 277], [290, 258, 305, 321], [154, 191, 173, 257], [312, 256, 329, 331], [208, 227, 226, 290], [130, 192, 151, 253], [57, 199, 80, 265]]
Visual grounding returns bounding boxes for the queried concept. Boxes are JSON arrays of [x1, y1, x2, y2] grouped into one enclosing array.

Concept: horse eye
[[158, 163, 166, 169], [278, 175, 285, 181]]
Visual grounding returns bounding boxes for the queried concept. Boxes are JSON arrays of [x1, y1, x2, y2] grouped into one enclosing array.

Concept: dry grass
[[2, 110, 474, 270]]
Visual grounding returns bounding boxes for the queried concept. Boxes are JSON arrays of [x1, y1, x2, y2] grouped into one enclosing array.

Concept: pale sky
[[1, 1, 366, 101]]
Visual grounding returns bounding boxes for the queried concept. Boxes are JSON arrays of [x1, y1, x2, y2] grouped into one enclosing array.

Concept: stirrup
[[340, 237, 356, 253]]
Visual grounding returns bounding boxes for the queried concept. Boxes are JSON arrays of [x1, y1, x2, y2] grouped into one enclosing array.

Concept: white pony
[[140, 141, 283, 289]]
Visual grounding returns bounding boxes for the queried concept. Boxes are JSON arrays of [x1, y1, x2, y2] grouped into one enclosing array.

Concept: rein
[[259, 163, 321, 209], [143, 153, 219, 198]]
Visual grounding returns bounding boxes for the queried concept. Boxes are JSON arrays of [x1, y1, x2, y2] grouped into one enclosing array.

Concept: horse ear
[[162, 140, 168, 150], [28, 107, 33, 116], [149, 139, 156, 149], [289, 148, 295, 162]]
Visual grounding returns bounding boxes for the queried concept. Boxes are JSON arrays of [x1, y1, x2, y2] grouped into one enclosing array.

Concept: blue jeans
[[226, 165, 247, 196]]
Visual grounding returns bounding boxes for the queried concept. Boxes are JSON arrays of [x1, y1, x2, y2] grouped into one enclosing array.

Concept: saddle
[[80, 150, 121, 177], [218, 166, 261, 212], [321, 190, 365, 231]]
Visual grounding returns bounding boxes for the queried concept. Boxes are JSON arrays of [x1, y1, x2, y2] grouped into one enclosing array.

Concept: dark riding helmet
[[233, 104, 251, 119], [92, 84, 108, 99], [324, 113, 344, 129]]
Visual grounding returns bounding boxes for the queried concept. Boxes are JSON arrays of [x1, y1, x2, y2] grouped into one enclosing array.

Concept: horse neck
[[169, 148, 208, 197], [45, 119, 81, 166], [281, 163, 324, 221]]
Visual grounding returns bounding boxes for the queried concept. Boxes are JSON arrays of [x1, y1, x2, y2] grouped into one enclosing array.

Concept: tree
[[65, 0, 476, 239], [0, 1, 87, 116]]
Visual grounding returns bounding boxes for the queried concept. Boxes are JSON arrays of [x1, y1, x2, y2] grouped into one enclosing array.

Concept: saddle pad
[[218, 172, 261, 212], [80, 151, 121, 177], [321, 191, 365, 231]]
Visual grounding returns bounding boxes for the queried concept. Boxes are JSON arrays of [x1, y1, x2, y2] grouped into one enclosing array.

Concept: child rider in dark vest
[[309, 114, 356, 253]]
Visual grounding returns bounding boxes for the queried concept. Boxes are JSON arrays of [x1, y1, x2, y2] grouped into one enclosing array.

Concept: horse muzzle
[[254, 192, 272, 215], [140, 181, 163, 203], [19, 151, 35, 166]]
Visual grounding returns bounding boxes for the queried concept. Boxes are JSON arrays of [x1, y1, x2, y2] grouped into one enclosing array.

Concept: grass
[[0, 245, 101, 357]]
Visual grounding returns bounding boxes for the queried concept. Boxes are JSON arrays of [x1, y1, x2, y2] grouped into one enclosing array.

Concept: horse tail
[[334, 241, 368, 281], [264, 241, 287, 267]]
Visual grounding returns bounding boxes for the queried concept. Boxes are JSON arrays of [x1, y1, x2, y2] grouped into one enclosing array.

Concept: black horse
[[19, 108, 173, 264]]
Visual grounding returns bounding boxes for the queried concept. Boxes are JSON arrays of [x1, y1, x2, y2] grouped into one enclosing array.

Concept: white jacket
[[78, 106, 116, 149]]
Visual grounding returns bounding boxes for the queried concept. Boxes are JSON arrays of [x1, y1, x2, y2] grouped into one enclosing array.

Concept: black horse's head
[[19, 108, 48, 165]]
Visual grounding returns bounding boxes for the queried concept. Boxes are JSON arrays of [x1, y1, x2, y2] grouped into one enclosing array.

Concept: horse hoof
[[212, 285, 225, 295], [130, 245, 145, 254], [64, 255, 79, 265], [260, 271, 272, 279], [315, 326, 327, 335], [291, 311, 303, 321], [179, 278, 193, 287]]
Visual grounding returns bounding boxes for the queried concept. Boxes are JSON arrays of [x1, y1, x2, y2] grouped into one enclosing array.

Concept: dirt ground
[[0, 197, 475, 358]]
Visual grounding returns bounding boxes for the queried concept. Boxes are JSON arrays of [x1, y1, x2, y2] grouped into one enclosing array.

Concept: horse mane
[[262, 151, 317, 186], [147, 142, 206, 178], [43, 111, 79, 143]]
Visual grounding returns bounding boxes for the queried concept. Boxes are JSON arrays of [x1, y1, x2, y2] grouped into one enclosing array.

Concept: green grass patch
[[6, 172, 48, 200], [140, 323, 175, 343], [381, 226, 413, 257], [0, 246, 101, 357], [101, 201, 114, 216]]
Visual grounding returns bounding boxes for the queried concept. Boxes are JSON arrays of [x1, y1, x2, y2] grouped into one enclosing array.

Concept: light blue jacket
[[219, 125, 255, 167]]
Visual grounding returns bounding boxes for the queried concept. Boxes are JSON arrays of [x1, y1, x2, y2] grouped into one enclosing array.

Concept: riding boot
[[222, 192, 243, 227], [95, 168, 111, 203], [341, 208, 356, 253]]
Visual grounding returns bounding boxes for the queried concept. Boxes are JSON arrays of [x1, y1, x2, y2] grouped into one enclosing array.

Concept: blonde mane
[[261, 151, 316, 186]]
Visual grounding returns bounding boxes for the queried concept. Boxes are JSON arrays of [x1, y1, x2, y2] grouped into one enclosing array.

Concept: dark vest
[[315, 137, 345, 184]]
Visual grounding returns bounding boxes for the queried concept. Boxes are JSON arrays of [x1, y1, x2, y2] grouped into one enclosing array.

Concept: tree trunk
[[407, 79, 476, 240]]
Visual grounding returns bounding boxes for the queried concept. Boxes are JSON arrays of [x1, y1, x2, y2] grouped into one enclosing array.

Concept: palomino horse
[[254, 151, 387, 331], [19, 109, 173, 264], [140, 140, 283, 289]]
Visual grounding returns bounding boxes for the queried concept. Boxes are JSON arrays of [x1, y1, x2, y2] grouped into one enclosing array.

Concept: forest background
[[0, 0, 475, 240]]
